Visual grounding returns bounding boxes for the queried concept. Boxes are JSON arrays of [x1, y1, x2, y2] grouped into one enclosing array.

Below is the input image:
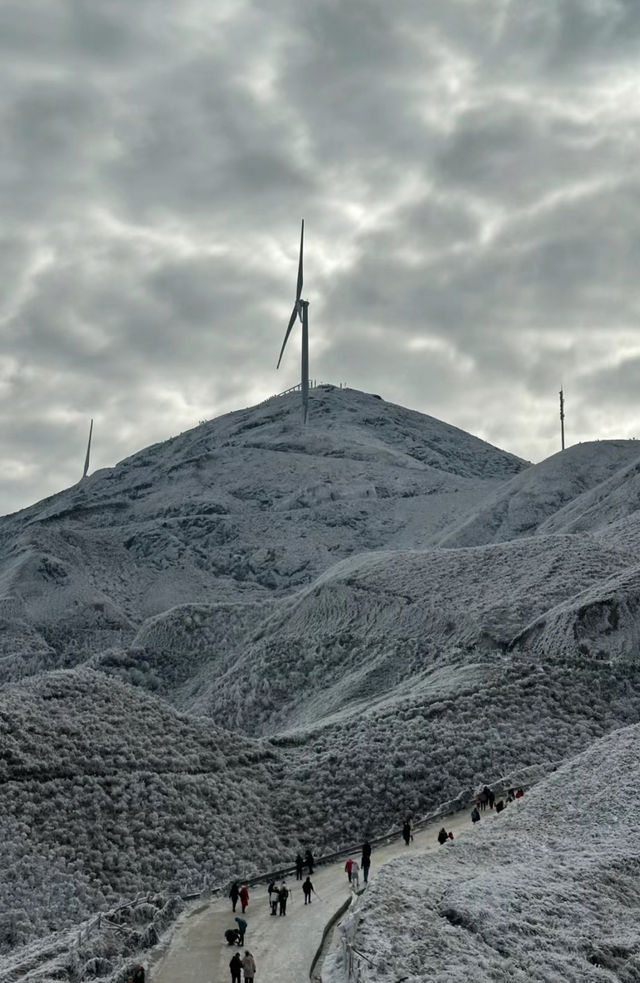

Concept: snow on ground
[[325, 722, 640, 983], [0, 670, 291, 952], [0, 387, 526, 683], [170, 534, 631, 729], [150, 803, 491, 983], [438, 440, 640, 547], [99, 528, 637, 731], [4, 388, 640, 970]]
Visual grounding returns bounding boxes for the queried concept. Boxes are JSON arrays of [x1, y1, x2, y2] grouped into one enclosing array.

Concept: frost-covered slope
[[0, 387, 527, 681], [131, 534, 630, 730], [0, 669, 288, 952], [325, 721, 640, 983], [439, 440, 640, 547], [6, 390, 640, 967]]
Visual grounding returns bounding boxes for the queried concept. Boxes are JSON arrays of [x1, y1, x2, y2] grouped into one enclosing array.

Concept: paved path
[[151, 806, 497, 983]]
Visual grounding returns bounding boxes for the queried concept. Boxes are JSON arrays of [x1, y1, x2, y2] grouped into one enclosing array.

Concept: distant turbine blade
[[82, 418, 93, 479], [295, 219, 304, 302], [277, 302, 299, 369]]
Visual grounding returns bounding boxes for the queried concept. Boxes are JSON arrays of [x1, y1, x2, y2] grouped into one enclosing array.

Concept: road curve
[[151, 805, 499, 983]]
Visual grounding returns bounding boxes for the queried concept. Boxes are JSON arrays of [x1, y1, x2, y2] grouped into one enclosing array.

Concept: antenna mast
[[559, 389, 565, 451]]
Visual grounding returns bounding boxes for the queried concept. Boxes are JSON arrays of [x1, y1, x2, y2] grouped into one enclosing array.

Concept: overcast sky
[[2, 0, 640, 514]]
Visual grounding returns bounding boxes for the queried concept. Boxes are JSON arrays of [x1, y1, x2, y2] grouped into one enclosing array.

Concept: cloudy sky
[[2, 0, 640, 514]]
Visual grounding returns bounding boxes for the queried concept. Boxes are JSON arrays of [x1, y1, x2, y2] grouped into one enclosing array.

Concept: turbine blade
[[277, 303, 299, 368], [295, 219, 304, 302], [83, 418, 93, 479]]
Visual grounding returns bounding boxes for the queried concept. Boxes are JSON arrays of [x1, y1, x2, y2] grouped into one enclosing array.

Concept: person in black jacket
[[402, 820, 412, 845], [361, 840, 372, 884], [438, 827, 448, 845], [229, 951, 242, 983], [229, 882, 240, 912], [295, 853, 304, 880], [305, 849, 314, 874], [302, 876, 314, 904]]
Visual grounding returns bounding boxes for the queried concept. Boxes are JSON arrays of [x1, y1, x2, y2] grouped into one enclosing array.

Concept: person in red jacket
[[239, 885, 249, 913], [344, 858, 354, 883]]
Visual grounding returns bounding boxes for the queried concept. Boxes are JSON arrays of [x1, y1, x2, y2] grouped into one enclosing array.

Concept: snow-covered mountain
[[3, 386, 640, 967], [0, 386, 526, 683]]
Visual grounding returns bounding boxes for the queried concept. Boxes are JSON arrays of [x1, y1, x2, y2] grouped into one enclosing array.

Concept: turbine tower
[[82, 418, 93, 480], [277, 219, 310, 424]]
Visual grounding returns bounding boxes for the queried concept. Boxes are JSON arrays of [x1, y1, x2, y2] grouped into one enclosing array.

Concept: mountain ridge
[[4, 387, 640, 965]]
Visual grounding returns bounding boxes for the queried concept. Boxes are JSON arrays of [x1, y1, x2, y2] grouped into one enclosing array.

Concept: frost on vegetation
[[2, 390, 640, 970], [0, 670, 287, 958], [1, 893, 183, 983], [324, 722, 640, 982]]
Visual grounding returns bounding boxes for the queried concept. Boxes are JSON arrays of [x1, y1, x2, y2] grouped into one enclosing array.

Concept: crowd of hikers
[[470, 784, 524, 824], [224, 841, 372, 980], [223, 784, 526, 980]]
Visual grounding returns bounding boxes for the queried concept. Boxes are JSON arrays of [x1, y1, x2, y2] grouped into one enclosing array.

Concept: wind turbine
[[82, 418, 93, 480], [277, 219, 310, 423]]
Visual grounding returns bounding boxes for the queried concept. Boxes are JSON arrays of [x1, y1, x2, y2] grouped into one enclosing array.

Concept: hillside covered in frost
[[324, 721, 640, 983], [3, 386, 640, 970], [0, 386, 526, 683]]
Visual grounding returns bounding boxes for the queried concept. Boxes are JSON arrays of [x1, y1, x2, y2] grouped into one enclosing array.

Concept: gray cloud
[[1, 0, 640, 512]]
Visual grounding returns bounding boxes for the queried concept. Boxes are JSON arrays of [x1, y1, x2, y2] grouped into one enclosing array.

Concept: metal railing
[[258, 381, 349, 406], [18, 774, 535, 983]]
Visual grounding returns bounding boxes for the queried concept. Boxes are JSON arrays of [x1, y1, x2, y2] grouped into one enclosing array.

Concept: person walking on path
[[234, 917, 247, 945], [239, 885, 249, 914], [488, 788, 495, 809], [361, 840, 371, 884], [351, 860, 360, 891], [471, 806, 481, 823], [305, 848, 314, 874], [229, 952, 242, 983], [242, 951, 256, 983], [344, 858, 353, 883], [279, 883, 289, 916], [402, 820, 412, 846], [302, 876, 314, 904], [438, 827, 448, 845], [229, 882, 240, 912], [295, 853, 304, 880], [268, 881, 279, 916]]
